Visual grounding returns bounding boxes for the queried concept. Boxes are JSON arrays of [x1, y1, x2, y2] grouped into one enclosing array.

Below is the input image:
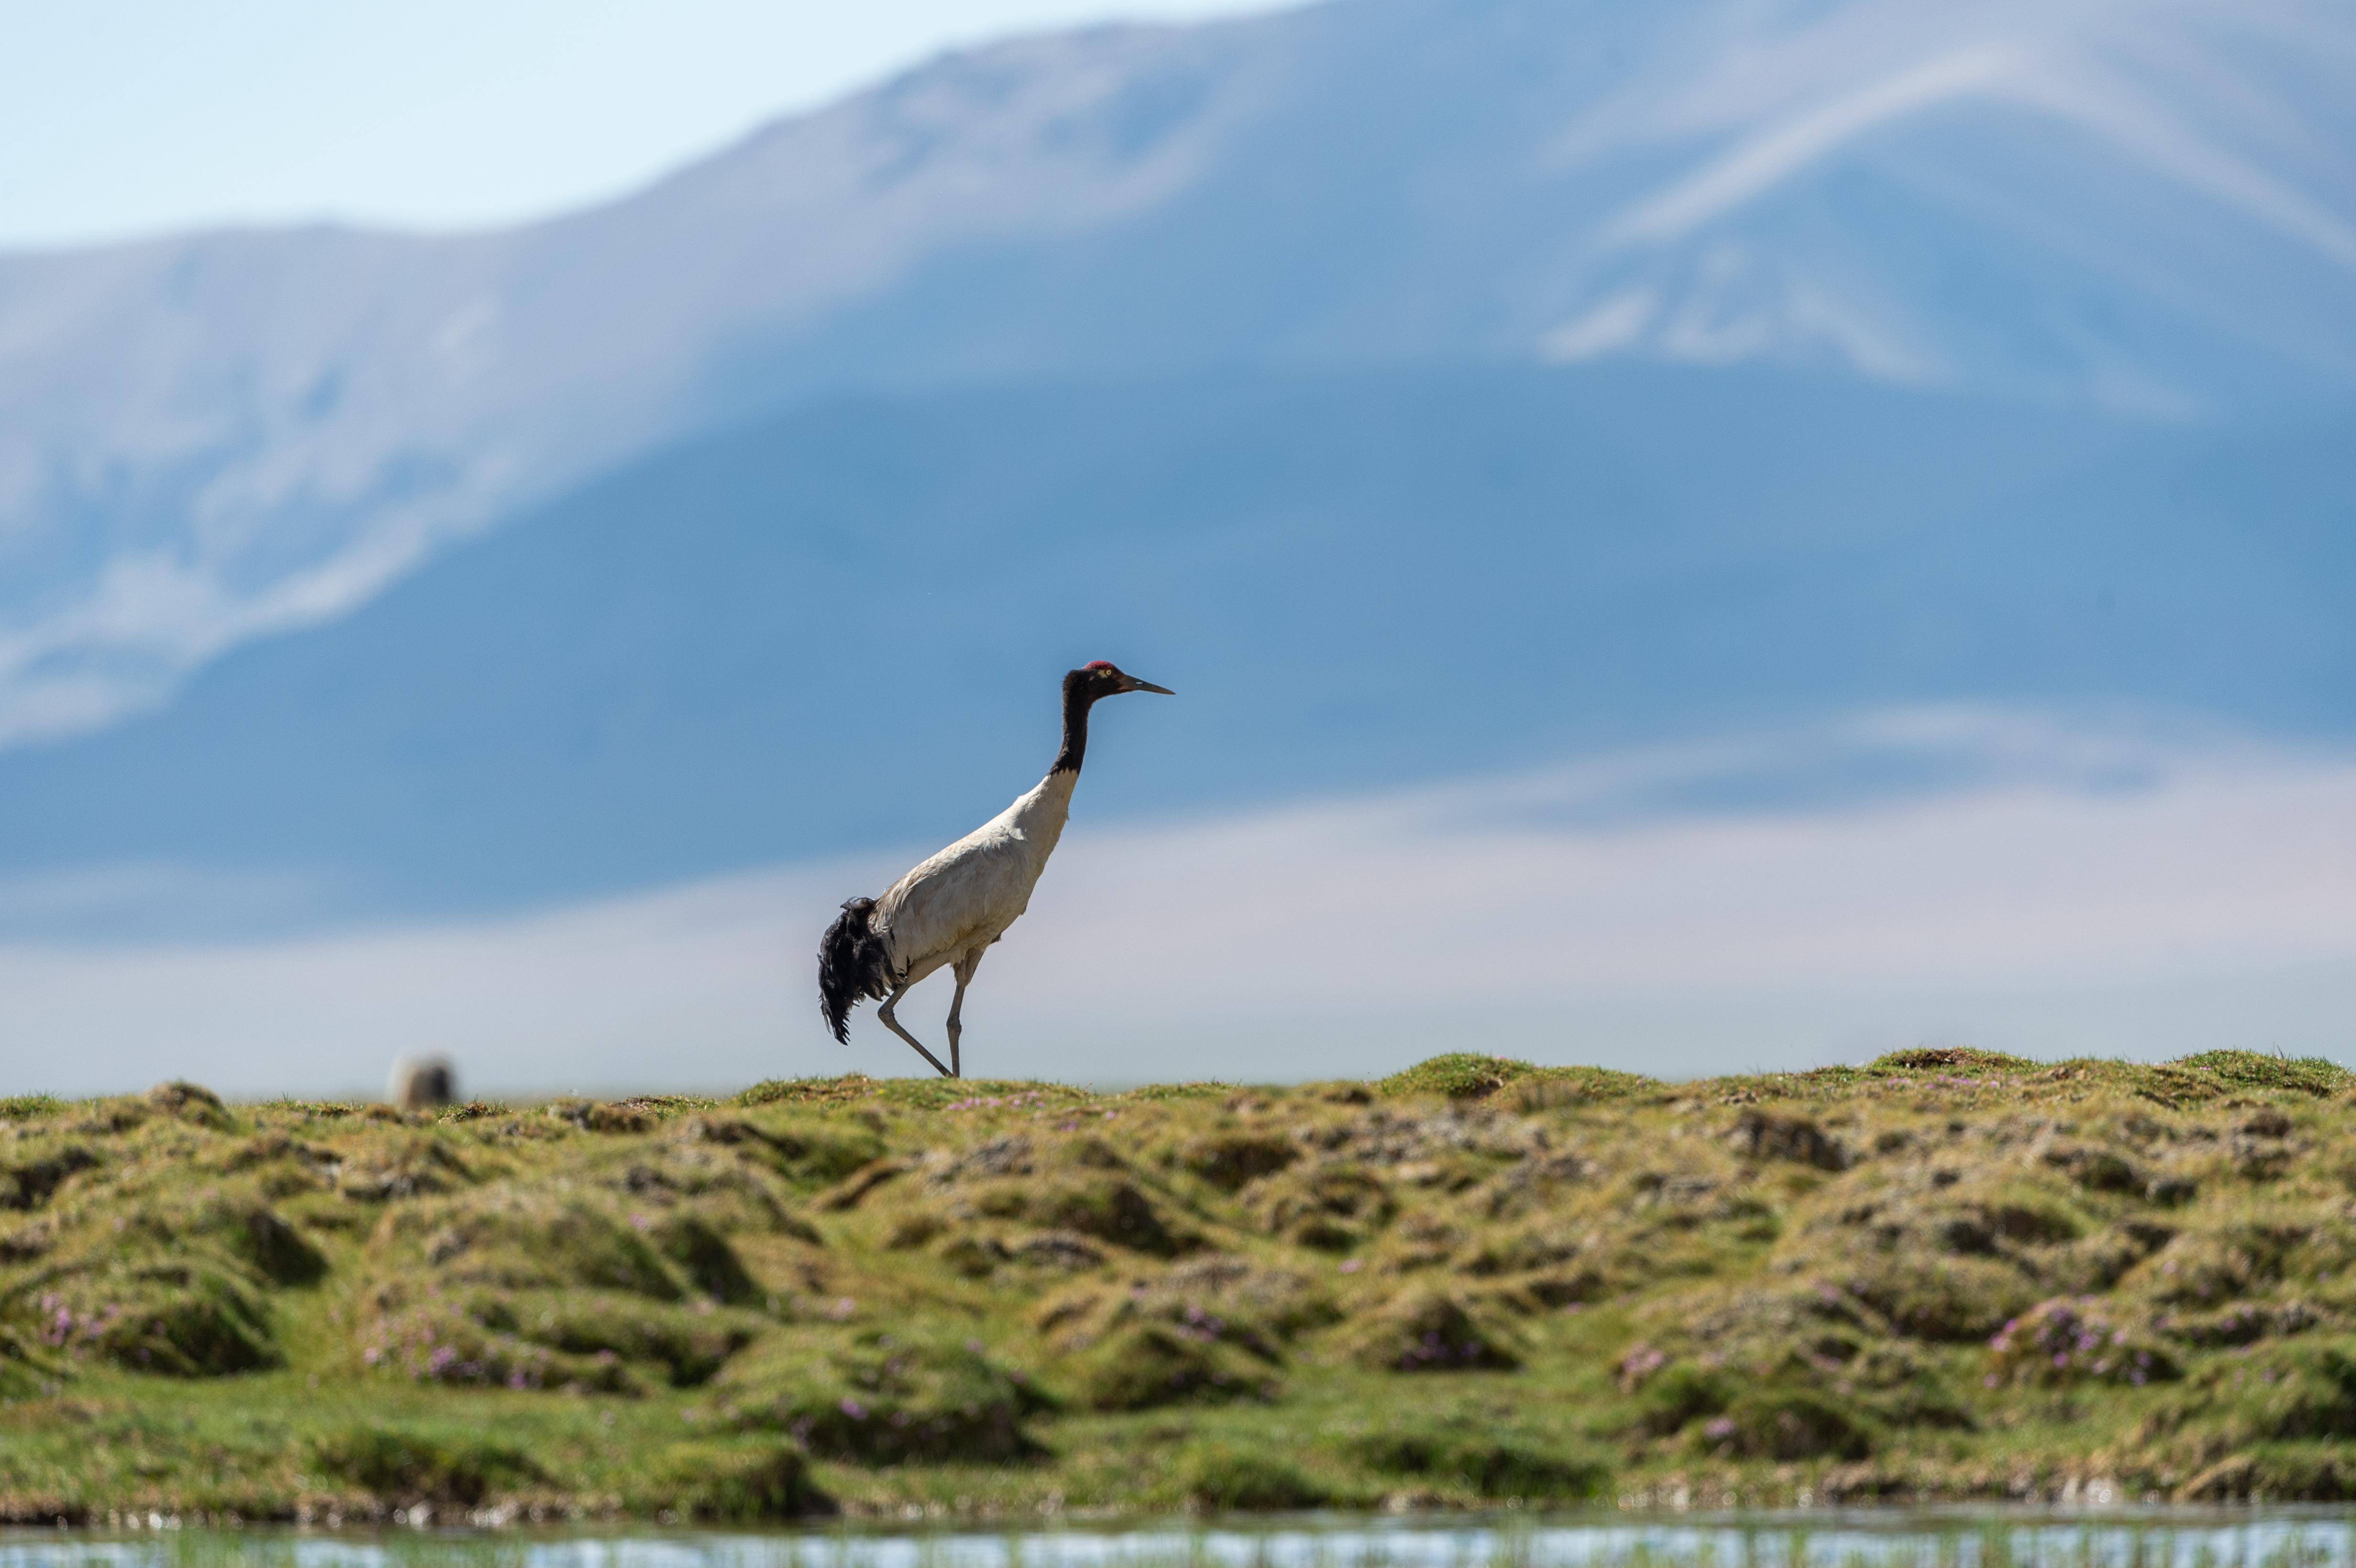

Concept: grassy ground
[[5, 1048, 2356, 1524]]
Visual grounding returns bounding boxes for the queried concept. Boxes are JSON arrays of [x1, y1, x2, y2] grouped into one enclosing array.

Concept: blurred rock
[[389, 1055, 457, 1112]]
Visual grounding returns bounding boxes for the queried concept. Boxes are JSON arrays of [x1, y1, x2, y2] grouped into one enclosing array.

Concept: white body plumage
[[872, 768, 1076, 989]]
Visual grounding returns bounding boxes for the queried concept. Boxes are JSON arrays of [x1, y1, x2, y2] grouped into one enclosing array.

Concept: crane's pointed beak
[[1127, 677, 1175, 695]]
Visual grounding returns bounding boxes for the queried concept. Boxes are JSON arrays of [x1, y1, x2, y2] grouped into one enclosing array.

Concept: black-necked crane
[[817, 660, 1173, 1077]]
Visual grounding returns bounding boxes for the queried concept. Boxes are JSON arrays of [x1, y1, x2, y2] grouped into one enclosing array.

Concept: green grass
[[2172, 1051, 2350, 1097], [2, 1053, 2356, 1522], [1377, 1054, 1542, 1100]]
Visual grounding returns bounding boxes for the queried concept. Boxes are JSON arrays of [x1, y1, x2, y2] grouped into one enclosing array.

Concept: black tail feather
[[818, 896, 894, 1044]]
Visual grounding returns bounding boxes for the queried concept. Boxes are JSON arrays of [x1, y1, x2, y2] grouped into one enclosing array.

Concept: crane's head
[[1069, 660, 1175, 700]]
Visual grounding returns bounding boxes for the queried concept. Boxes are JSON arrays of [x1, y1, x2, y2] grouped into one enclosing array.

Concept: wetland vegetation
[[5, 1048, 2356, 1524]]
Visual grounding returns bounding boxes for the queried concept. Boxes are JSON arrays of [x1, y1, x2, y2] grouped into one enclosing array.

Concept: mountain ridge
[[2, 0, 2352, 752], [4, 359, 2350, 934]]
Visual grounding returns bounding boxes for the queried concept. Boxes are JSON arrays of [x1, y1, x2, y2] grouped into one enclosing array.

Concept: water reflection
[[5, 1514, 2355, 1568]]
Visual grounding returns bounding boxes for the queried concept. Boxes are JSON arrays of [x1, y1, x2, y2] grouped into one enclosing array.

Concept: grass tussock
[[306, 1426, 543, 1505], [1343, 1420, 1610, 1501], [631, 1440, 825, 1520], [3, 1049, 2356, 1519], [1178, 1442, 1331, 1510], [711, 1326, 1043, 1462]]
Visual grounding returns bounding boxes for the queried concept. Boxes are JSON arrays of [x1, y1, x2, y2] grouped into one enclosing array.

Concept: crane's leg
[[875, 984, 953, 1078], [945, 948, 985, 1080]]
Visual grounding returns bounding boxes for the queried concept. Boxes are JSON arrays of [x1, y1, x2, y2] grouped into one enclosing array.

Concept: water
[[6, 1513, 2356, 1568]]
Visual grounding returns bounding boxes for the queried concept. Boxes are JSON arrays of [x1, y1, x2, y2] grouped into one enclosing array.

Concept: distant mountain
[[2, 0, 2353, 751], [2, 360, 2350, 935]]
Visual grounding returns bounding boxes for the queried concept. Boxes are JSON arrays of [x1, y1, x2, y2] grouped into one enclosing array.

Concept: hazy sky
[[11, 709, 2355, 1096], [0, 0, 1283, 249]]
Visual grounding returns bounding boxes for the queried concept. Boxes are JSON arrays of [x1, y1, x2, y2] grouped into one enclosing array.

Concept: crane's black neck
[[1053, 676, 1094, 775]]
